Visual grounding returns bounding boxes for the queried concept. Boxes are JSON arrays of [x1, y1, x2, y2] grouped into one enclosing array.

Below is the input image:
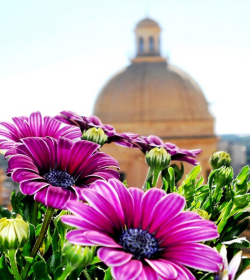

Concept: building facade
[[94, 18, 218, 187]]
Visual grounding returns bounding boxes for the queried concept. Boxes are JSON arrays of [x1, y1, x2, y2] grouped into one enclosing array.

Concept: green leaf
[[161, 177, 168, 192], [23, 224, 36, 257], [24, 256, 34, 264], [104, 267, 112, 280], [233, 194, 250, 208], [52, 227, 59, 253], [90, 256, 102, 265], [222, 237, 250, 249], [54, 265, 64, 280], [0, 254, 14, 280], [33, 260, 51, 280], [221, 219, 249, 241], [163, 167, 175, 193], [237, 257, 250, 276], [47, 252, 61, 274], [0, 204, 11, 219], [10, 191, 25, 216]]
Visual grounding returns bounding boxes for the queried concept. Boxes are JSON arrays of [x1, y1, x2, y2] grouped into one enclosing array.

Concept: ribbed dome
[[94, 61, 213, 123], [136, 18, 160, 29]]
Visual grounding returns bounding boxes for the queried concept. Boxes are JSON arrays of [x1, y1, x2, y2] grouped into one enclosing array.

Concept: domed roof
[[136, 18, 160, 29], [94, 61, 214, 124]]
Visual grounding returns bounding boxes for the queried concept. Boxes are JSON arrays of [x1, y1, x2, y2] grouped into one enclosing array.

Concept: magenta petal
[[155, 211, 202, 239], [66, 229, 95, 246], [61, 215, 104, 232], [84, 231, 122, 248], [129, 187, 144, 229], [57, 137, 72, 171], [140, 188, 166, 230], [65, 201, 115, 235], [97, 247, 132, 266], [161, 263, 195, 280], [66, 140, 99, 175], [12, 169, 44, 183], [136, 264, 158, 280], [166, 252, 220, 272], [108, 179, 134, 228], [22, 138, 51, 171], [42, 117, 60, 136], [71, 186, 85, 200], [20, 181, 49, 195], [146, 259, 177, 279], [163, 243, 222, 263], [34, 187, 48, 205], [7, 154, 39, 173], [78, 152, 119, 178], [148, 193, 185, 233], [45, 185, 72, 209], [83, 170, 119, 184], [81, 189, 122, 230], [160, 226, 219, 246], [111, 259, 143, 280], [29, 112, 42, 136], [89, 180, 125, 227], [42, 137, 58, 169], [0, 121, 20, 138]]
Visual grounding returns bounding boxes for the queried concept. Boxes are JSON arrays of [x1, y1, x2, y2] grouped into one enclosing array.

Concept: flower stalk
[[31, 201, 39, 227], [57, 265, 74, 280], [9, 249, 22, 280], [22, 207, 55, 279]]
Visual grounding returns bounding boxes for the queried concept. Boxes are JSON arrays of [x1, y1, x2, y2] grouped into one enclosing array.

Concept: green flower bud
[[0, 215, 29, 250], [82, 127, 108, 146], [146, 147, 171, 171], [209, 151, 231, 170], [214, 166, 233, 187], [192, 209, 210, 220], [62, 242, 95, 269]]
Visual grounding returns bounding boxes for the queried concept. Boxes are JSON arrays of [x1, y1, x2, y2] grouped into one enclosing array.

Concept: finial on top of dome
[[134, 17, 162, 59]]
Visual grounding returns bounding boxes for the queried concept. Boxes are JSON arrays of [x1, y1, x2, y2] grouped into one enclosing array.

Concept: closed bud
[[62, 242, 95, 269], [209, 151, 231, 170], [82, 127, 108, 146], [214, 166, 233, 187], [192, 209, 210, 220], [146, 147, 171, 171], [0, 215, 28, 250]]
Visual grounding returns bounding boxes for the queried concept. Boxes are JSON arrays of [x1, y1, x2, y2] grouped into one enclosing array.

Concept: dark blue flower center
[[119, 229, 158, 260], [44, 170, 75, 189]]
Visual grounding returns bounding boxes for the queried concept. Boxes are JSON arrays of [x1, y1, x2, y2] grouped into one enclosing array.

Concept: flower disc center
[[44, 170, 75, 189], [119, 229, 158, 260]]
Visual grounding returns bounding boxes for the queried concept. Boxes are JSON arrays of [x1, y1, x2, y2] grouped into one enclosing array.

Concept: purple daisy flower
[[61, 179, 222, 280], [56, 110, 138, 147], [7, 137, 119, 210], [133, 135, 202, 165], [0, 111, 81, 152]]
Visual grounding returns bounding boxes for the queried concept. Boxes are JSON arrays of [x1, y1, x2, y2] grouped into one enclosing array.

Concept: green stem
[[21, 207, 55, 279], [9, 249, 22, 280], [31, 201, 39, 226], [57, 265, 74, 280], [82, 270, 92, 280], [152, 170, 161, 188], [143, 168, 153, 190]]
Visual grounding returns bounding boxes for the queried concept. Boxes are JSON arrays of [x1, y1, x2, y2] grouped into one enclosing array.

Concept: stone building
[[94, 17, 218, 187]]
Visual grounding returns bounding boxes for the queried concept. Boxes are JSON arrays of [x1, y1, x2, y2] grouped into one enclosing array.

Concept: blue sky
[[0, 0, 249, 134]]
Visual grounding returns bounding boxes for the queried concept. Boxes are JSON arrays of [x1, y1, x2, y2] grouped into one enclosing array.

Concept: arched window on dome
[[139, 37, 144, 51], [149, 37, 154, 51]]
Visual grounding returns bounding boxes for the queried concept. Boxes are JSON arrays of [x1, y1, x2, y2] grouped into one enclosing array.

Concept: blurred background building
[[94, 17, 217, 186]]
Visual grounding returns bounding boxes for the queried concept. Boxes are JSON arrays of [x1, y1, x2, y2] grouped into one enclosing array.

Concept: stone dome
[[93, 17, 217, 186], [136, 18, 160, 29], [94, 61, 213, 123]]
